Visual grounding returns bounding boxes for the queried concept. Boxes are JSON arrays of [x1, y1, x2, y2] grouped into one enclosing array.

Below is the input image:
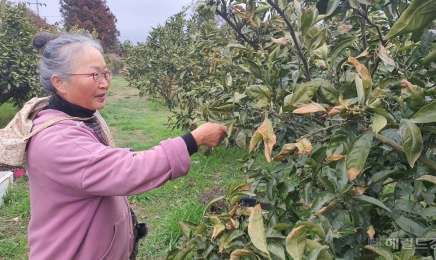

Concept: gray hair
[[33, 32, 104, 95]]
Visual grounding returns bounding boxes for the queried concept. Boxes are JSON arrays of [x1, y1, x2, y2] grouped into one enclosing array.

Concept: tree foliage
[[124, 0, 436, 258], [0, 0, 39, 106], [26, 8, 51, 30], [59, 0, 120, 53]]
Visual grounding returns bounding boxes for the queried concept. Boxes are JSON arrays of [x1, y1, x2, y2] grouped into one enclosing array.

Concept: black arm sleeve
[[181, 132, 198, 156]]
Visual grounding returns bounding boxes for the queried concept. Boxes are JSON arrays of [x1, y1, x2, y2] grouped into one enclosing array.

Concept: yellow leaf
[[211, 223, 225, 242], [367, 225, 376, 239], [249, 118, 277, 162], [270, 36, 289, 46], [348, 56, 372, 102], [326, 154, 346, 162], [272, 143, 298, 162]]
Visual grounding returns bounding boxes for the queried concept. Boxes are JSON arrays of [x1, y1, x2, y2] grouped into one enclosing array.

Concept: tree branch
[[375, 134, 436, 171], [351, 7, 387, 76], [266, 0, 311, 81], [215, 9, 260, 50]]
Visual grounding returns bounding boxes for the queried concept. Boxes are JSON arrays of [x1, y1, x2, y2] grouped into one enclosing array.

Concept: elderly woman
[[27, 32, 228, 259]]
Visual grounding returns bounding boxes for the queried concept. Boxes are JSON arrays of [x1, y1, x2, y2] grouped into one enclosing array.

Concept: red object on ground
[[13, 169, 26, 180]]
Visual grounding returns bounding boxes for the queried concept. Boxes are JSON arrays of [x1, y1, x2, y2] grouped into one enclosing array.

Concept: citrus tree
[[0, 0, 40, 106], [125, 0, 436, 258]]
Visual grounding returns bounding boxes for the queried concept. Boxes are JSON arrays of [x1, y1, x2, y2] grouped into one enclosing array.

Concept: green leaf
[[409, 100, 436, 124], [311, 192, 336, 213], [367, 107, 397, 125], [417, 175, 436, 185], [203, 196, 225, 215], [330, 36, 357, 72], [400, 120, 423, 168], [285, 80, 322, 108], [306, 240, 333, 260], [307, 245, 329, 260], [246, 85, 271, 107], [295, 221, 326, 240], [364, 245, 394, 260], [352, 195, 391, 212], [316, 82, 339, 105], [268, 243, 285, 260], [372, 113, 387, 136], [394, 215, 426, 236], [285, 225, 307, 260], [385, 0, 436, 40], [349, 205, 364, 227], [327, 125, 359, 157], [300, 7, 315, 35], [248, 204, 270, 256], [255, 4, 270, 14], [335, 159, 349, 193], [178, 221, 193, 238], [346, 131, 374, 174], [421, 207, 436, 217], [318, 176, 335, 194], [272, 223, 294, 231], [229, 249, 256, 259], [369, 170, 401, 184], [221, 230, 246, 249], [399, 247, 415, 260], [423, 49, 436, 65]]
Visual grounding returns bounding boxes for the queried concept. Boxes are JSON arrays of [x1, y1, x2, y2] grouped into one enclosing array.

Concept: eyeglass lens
[[93, 71, 112, 82]]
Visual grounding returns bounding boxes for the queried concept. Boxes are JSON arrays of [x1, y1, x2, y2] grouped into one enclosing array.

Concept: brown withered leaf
[[378, 45, 395, 68], [401, 79, 416, 93], [292, 102, 326, 114], [327, 105, 346, 117], [339, 24, 353, 33], [347, 168, 360, 181], [233, 184, 251, 192], [210, 58, 218, 74], [296, 138, 313, 155], [346, 185, 371, 197]]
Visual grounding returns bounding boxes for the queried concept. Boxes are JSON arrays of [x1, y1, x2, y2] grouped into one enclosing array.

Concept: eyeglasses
[[69, 70, 113, 82]]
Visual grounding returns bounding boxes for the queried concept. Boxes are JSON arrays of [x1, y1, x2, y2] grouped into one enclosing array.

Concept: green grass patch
[[0, 101, 19, 128]]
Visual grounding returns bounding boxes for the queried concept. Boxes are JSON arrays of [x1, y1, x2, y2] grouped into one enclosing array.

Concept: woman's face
[[55, 45, 110, 110]]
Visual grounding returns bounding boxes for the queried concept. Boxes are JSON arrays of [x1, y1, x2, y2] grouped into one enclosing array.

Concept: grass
[[0, 75, 250, 259], [0, 102, 19, 128]]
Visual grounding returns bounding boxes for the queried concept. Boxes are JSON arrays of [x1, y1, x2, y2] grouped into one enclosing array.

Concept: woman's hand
[[191, 122, 229, 147]]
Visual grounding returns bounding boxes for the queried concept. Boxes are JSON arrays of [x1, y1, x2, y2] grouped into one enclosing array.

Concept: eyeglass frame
[[69, 70, 113, 82]]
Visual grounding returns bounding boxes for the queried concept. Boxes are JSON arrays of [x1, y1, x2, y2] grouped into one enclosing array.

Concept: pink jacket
[[27, 109, 191, 259]]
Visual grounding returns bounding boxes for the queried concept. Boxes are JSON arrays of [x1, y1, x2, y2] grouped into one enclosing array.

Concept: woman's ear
[[51, 75, 67, 95]]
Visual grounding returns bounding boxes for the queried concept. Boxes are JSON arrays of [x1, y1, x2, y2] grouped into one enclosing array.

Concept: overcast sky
[[14, 0, 193, 44]]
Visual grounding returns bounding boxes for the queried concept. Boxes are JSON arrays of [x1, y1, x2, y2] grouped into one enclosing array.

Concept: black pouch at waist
[[130, 208, 148, 242]]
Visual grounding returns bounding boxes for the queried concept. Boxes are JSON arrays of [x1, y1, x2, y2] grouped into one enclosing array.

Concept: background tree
[[59, 0, 120, 53], [26, 8, 50, 30], [0, 0, 39, 106]]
